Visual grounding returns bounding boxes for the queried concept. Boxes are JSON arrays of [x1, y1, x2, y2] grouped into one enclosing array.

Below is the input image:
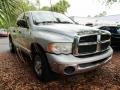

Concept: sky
[[29, 0, 120, 17]]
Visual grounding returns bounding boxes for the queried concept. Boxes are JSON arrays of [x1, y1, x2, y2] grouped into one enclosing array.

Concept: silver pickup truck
[[9, 11, 113, 81]]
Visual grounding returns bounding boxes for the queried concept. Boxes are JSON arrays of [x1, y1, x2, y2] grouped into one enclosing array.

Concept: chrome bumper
[[46, 47, 113, 75]]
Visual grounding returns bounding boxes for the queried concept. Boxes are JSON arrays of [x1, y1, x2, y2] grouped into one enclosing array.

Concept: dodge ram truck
[[9, 11, 113, 81]]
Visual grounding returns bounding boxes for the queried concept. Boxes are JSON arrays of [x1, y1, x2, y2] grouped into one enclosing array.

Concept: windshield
[[32, 11, 74, 25]]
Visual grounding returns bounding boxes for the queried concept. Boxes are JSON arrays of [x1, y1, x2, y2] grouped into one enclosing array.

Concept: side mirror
[[17, 19, 28, 28]]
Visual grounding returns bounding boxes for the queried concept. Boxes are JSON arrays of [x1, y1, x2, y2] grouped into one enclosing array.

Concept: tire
[[9, 37, 16, 53], [32, 45, 51, 82]]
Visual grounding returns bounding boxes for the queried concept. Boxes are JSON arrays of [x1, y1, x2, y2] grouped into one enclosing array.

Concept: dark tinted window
[[99, 26, 106, 30], [99, 26, 120, 34]]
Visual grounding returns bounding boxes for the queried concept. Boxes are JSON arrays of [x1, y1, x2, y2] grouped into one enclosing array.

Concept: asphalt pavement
[[0, 37, 9, 53]]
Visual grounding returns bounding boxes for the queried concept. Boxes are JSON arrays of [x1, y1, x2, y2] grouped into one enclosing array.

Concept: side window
[[16, 14, 24, 27], [16, 13, 29, 28]]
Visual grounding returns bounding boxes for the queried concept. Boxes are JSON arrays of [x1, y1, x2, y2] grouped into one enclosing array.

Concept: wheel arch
[[30, 43, 51, 69], [31, 43, 52, 81], [31, 43, 45, 53]]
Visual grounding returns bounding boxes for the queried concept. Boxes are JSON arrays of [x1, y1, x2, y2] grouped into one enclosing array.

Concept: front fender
[[32, 31, 74, 51]]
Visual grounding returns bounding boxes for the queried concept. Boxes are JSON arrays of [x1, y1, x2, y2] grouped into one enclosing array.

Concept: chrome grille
[[101, 34, 111, 41], [101, 42, 110, 50], [73, 34, 111, 56], [79, 35, 97, 42], [78, 44, 97, 54]]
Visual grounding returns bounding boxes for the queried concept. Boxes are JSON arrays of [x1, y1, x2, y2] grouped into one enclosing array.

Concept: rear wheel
[[32, 45, 51, 82]]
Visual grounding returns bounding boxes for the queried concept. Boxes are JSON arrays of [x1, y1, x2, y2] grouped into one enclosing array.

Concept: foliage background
[[0, 0, 70, 29]]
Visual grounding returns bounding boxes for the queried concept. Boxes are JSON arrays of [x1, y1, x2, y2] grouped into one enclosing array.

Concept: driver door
[[17, 13, 32, 53]]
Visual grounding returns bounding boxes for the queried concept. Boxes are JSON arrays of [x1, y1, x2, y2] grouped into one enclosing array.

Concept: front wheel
[[32, 47, 51, 82]]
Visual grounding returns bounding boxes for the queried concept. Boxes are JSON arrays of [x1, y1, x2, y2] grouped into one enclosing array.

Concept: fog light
[[64, 66, 75, 75]]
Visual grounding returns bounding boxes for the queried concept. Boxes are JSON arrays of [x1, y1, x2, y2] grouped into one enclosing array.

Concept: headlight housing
[[47, 43, 72, 54]]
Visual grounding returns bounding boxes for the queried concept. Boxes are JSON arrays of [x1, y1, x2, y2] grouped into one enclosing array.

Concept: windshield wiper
[[59, 21, 73, 24], [42, 21, 59, 23], [34, 20, 73, 25], [34, 21, 59, 25]]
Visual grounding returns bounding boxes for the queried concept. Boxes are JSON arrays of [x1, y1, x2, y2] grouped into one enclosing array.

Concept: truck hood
[[33, 24, 109, 42]]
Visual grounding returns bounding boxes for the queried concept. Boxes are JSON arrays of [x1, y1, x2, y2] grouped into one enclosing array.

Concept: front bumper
[[46, 47, 113, 75]]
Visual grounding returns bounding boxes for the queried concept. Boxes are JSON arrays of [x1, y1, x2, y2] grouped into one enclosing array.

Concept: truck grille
[[101, 34, 111, 41], [101, 42, 110, 50], [78, 44, 97, 54], [79, 35, 97, 42], [73, 34, 111, 56]]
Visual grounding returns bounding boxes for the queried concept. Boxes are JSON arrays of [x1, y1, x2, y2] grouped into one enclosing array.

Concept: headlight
[[47, 43, 72, 54]]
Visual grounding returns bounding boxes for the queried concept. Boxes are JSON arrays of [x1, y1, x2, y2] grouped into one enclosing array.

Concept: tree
[[0, 0, 17, 28], [41, 0, 70, 14], [0, 0, 36, 28], [41, 6, 50, 11], [0, 10, 6, 27], [105, 0, 118, 4], [36, 0, 41, 10], [100, 0, 119, 5], [94, 11, 107, 17]]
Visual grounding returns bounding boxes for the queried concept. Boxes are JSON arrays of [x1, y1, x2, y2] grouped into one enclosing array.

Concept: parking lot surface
[[0, 37, 120, 90]]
